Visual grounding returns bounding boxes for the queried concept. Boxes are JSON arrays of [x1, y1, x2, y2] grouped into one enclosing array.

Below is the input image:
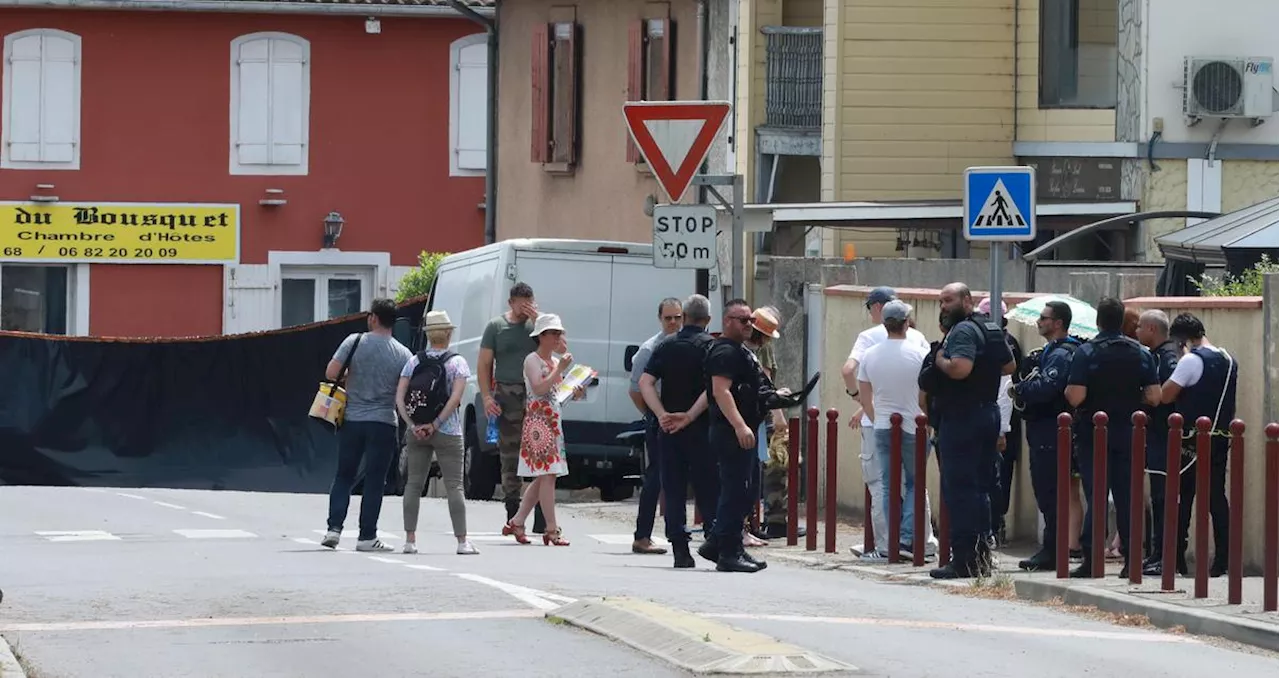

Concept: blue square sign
[[963, 166, 1037, 242]]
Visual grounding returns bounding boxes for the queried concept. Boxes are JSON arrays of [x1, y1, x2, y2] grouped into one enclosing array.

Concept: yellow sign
[[0, 202, 240, 264]]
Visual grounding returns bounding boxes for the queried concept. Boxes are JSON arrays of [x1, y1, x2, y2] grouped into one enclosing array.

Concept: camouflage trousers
[[495, 382, 527, 507], [762, 424, 790, 527]]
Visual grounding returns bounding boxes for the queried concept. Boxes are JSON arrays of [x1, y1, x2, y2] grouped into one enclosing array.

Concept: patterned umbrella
[[1007, 294, 1099, 339]]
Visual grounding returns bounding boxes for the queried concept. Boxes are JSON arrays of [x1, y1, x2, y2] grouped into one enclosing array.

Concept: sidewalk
[[572, 499, 1280, 651]]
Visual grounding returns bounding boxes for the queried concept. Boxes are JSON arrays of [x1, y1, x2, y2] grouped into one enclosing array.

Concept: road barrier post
[[806, 407, 819, 552], [1194, 416, 1212, 599], [1129, 412, 1147, 585], [787, 417, 800, 547], [826, 409, 839, 554], [1228, 420, 1246, 605], [1091, 412, 1108, 579], [1162, 414, 1184, 592], [1264, 423, 1278, 612], [1056, 413, 1072, 579], [888, 413, 903, 564], [913, 414, 929, 567]]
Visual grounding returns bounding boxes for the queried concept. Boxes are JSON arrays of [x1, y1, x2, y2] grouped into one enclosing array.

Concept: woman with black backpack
[[396, 311, 478, 556]]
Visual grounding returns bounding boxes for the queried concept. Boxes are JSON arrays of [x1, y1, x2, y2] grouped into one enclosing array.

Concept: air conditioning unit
[[1182, 56, 1275, 123]]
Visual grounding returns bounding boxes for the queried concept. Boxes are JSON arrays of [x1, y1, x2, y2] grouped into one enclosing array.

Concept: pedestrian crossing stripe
[[972, 179, 1026, 227], [35, 530, 120, 542], [963, 166, 1036, 241]]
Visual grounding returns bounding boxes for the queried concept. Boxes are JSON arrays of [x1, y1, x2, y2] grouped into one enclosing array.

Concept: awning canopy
[[1155, 198, 1279, 267]]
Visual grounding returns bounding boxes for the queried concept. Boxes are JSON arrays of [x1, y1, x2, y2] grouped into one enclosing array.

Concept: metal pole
[[731, 174, 745, 302], [990, 241, 1003, 313]]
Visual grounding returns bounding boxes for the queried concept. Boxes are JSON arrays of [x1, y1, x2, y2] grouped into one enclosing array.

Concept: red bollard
[[937, 451, 950, 566], [888, 413, 903, 564], [913, 414, 929, 567], [786, 417, 800, 547], [863, 485, 874, 556], [1194, 416, 1212, 599], [1264, 423, 1278, 613], [1162, 413, 1184, 592], [1091, 411, 1108, 579], [1228, 420, 1246, 605], [826, 409, 839, 554], [1056, 412, 1073, 579], [1129, 412, 1147, 585], [806, 407, 819, 552]]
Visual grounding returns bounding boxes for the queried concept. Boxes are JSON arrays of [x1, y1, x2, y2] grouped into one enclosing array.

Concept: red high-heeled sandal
[[543, 528, 569, 546], [502, 521, 530, 544]]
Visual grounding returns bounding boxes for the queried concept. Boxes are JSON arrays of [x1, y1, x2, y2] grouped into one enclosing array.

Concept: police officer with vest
[[1135, 309, 1183, 576], [927, 283, 1015, 579], [1160, 312, 1238, 577], [1012, 301, 1083, 571], [1064, 297, 1161, 578]]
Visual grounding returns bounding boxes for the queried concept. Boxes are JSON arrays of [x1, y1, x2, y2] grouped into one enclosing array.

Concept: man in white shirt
[[840, 287, 938, 560], [857, 300, 935, 556]]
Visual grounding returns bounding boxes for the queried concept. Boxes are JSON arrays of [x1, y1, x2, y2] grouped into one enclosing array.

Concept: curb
[[0, 634, 26, 678], [1013, 578, 1280, 651]]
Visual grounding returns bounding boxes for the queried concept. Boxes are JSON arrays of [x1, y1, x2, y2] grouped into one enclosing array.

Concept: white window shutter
[[39, 34, 77, 162], [236, 38, 271, 165], [456, 42, 487, 170], [7, 34, 44, 162], [268, 38, 306, 166]]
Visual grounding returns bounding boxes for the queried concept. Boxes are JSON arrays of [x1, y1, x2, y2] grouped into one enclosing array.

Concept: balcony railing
[[762, 26, 823, 130]]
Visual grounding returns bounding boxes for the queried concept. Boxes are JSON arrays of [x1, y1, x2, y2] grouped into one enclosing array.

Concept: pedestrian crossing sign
[[963, 166, 1037, 242]]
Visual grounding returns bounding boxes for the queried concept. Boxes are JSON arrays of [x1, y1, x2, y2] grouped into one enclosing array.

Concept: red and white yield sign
[[623, 101, 731, 204]]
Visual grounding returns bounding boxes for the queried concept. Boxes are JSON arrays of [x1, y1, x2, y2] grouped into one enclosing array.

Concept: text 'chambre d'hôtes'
[[10, 206, 228, 243]]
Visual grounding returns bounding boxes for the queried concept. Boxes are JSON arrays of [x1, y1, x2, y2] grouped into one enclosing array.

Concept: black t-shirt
[[705, 338, 763, 432], [644, 325, 714, 417]]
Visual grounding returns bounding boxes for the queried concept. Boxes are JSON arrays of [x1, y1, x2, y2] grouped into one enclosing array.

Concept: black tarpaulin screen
[[0, 298, 426, 491]]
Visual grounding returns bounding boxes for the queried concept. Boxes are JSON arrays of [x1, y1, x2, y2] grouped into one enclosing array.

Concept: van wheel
[[598, 483, 635, 502], [464, 424, 497, 501]]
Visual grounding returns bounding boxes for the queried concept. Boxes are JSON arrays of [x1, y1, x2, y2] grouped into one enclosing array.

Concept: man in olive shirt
[[478, 282, 545, 529]]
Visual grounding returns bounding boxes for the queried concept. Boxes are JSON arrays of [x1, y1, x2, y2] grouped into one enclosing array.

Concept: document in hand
[[553, 363, 598, 405]]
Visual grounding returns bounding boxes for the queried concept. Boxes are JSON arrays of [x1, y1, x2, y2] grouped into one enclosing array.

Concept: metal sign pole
[[731, 174, 745, 302], [990, 242, 1002, 318]]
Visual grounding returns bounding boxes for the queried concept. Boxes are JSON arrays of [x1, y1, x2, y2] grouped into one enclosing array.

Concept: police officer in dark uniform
[[638, 294, 719, 569], [1135, 309, 1184, 576], [1064, 297, 1160, 578], [1012, 301, 1083, 571], [700, 298, 768, 573], [928, 283, 1015, 579], [1160, 312, 1238, 577]]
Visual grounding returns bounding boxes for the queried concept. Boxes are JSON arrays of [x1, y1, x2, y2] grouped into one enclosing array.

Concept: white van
[[424, 238, 721, 501]]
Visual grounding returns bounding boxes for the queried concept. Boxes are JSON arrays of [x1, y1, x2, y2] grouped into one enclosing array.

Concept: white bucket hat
[[423, 310, 456, 330], [530, 313, 566, 337]]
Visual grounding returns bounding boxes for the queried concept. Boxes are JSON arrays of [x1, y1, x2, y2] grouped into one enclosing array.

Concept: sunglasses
[[662, 314, 683, 322], [726, 315, 752, 324], [1038, 314, 1055, 322]]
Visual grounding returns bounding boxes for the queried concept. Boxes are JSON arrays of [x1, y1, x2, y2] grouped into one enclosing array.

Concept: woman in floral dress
[[503, 313, 583, 546]]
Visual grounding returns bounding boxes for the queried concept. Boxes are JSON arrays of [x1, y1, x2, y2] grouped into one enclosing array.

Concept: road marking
[[153, 501, 186, 510], [191, 511, 226, 520], [453, 573, 576, 611], [404, 564, 446, 572], [292, 537, 322, 546], [701, 613, 1201, 644], [589, 534, 669, 546], [35, 530, 121, 542], [174, 529, 257, 540], [367, 556, 405, 565], [116, 493, 147, 500], [0, 609, 544, 633]]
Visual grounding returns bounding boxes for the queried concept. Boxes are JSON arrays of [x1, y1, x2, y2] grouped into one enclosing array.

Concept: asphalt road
[[0, 486, 1274, 678]]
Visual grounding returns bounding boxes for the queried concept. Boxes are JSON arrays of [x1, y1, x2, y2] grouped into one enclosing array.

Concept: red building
[[0, 0, 491, 338]]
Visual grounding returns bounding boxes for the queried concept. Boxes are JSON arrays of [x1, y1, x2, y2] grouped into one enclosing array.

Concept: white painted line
[[404, 564, 446, 572], [116, 493, 147, 500], [0, 633, 23, 678], [292, 537, 322, 546], [191, 511, 226, 520], [367, 556, 405, 565], [35, 530, 121, 542], [0, 609, 544, 633], [174, 529, 257, 540], [453, 573, 576, 611], [589, 534, 668, 546], [153, 501, 186, 510], [701, 614, 1201, 644]]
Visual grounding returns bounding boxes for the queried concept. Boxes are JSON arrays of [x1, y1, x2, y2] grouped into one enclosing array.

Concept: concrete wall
[[813, 283, 1277, 572]]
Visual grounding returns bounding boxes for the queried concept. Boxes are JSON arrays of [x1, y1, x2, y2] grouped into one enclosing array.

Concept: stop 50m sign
[[652, 204, 716, 270]]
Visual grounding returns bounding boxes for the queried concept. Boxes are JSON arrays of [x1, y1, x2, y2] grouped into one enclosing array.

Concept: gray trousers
[[403, 430, 467, 537]]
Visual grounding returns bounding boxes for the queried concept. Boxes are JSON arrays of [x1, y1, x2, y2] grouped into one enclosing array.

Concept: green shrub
[[396, 251, 448, 303], [1190, 254, 1277, 297]]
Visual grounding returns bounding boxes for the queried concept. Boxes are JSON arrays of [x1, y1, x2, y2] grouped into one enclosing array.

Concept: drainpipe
[[694, 0, 711, 297], [449, 0, 499, 245]]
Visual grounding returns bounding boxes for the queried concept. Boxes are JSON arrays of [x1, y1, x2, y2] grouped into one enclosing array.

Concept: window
[[0, 265, 68, 334], [450, 34, 489, 176], [1, 29, 81, 170], [230, 32, 310, 175], [626, 17, 673, 162], [280, 267, 370, 328], [530, 22, 580, 166], [1039, 0, 1118, 108]]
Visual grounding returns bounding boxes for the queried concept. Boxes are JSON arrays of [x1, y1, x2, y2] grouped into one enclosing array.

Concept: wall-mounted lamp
[[322, 211, 345, 249], [365, 17, 381, 34], [259, 188, 287, 207], [30, 183, 58, 203]]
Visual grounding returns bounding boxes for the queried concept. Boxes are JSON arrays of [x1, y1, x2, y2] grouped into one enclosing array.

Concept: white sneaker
[[321, 530, 340, 549], [457, 541, 479, 555], [403, 542, 418, 555], [859, 550, 890, 563], [356, 539, 393, 552]]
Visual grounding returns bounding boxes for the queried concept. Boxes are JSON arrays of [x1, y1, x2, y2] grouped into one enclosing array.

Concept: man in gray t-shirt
[[320, 298, 413, 553]]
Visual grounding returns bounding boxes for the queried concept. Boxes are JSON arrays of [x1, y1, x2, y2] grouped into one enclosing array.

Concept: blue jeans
[[327, 421, 397, 541], [634, 419, 665, 541], [874, 427, 923, 547]]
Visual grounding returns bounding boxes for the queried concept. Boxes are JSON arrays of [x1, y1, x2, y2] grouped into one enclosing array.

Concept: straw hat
[[423, 310, 456, 330], [750, 307, 781, 339], [530, 313, 566, 337]]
